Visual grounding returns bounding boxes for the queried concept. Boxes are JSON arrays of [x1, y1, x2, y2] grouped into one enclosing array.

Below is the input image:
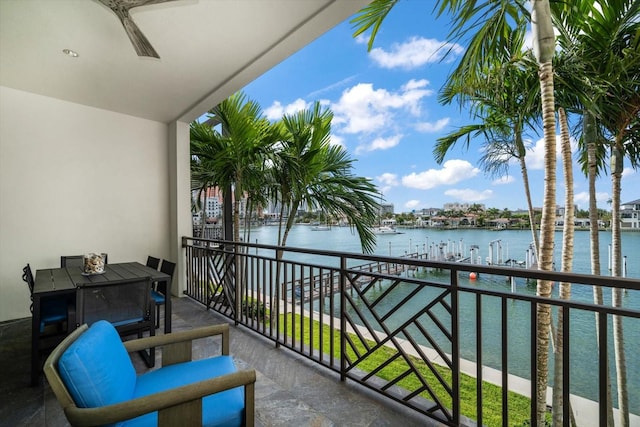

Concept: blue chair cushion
[[122, 356, 244, 427], [150, 290, 165, 305], [58, 320, 137, 409]]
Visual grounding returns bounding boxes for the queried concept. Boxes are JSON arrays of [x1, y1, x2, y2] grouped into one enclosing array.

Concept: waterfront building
[[443, 202, 485, 212], [621, 198, 640, 229]]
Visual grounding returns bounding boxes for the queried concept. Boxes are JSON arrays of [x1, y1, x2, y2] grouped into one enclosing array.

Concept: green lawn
[[279, 312, 534, 427]]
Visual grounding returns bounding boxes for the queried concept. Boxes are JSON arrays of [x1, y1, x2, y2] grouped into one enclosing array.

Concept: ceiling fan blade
[[120, 14, 159, 58]]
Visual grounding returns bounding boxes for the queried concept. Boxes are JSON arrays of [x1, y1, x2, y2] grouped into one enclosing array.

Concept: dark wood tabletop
[[35, 262, 170, 292]]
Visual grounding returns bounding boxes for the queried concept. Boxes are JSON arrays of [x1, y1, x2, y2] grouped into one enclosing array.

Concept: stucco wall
[[0, 86, 171, 322]]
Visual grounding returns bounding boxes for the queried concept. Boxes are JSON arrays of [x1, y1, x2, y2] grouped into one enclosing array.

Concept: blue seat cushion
[[58, 320, 137, 409], [122, 356, 245, 427], [150, 290, 165, 305]]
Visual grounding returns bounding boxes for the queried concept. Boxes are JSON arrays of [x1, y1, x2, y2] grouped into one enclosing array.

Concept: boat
[[373, 225, 401, 234], [311, 225, 331, 231]]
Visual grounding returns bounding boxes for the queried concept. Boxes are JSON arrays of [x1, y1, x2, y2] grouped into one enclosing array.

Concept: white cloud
[[354, 34, 369, 45], [356, 134, 402, 154], [369, 36, 464, 69], [405, 200, 421, 209], [622, 167, 636, 178], [329, 134, 344, 148], [574, 191, 610, 207], [525, 135, 567, 170], [331, 81, 433, 134], [492, 175, 515, 185], [444, 188, 493, 202], [264, 98, 309, 120], [416, 118, 450, 133], [402, 159, 480, 189], [377, 173, 399, 187]]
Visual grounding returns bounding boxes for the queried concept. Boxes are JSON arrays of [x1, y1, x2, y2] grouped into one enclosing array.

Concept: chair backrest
[[53, 321, 136, 408], [160, 260, 176, 278], [158, 260, 176, 295], [61, 254, 108, 268], [60, 255, 84, 268], [22, 264, 35, 295], [146, 256, 160, 270], [76, 277, 152, 328]]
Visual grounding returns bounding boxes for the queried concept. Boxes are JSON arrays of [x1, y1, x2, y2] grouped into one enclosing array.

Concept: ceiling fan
[[97, 0, 181, 58]]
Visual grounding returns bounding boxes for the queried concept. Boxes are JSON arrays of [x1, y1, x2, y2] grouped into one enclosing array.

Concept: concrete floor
[[0, 296, 438, 427]]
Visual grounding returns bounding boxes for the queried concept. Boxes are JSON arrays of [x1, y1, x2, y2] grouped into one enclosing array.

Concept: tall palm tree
[[352, 1, 557, 423], [273, 102, 380, 253], [191, 92, 281, 311], [204, 92, 281, 244], [553, 2, 640, 423], [436, 28, 541, 255], [551, 107, 575, 425]]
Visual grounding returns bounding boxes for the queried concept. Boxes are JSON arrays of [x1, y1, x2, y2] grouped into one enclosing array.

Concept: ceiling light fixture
[[62, 49, 79, 58]]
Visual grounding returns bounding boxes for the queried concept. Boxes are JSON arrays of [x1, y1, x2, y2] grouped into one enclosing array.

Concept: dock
[[286, 252, 428, 303]]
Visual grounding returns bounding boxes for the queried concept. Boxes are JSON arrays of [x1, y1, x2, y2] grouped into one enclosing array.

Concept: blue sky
[[242, 1, 638, 213]]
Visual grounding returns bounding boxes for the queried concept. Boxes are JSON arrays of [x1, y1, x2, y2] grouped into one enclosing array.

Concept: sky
[[241, 1, 639, 214]]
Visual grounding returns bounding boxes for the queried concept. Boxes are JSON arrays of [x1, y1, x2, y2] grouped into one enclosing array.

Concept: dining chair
[[146, 255, 161, 270], [23, 264, 70, 333], [60, 255, 84, 268], [151, 260, 175, 330], [61, 253, 109, 268]]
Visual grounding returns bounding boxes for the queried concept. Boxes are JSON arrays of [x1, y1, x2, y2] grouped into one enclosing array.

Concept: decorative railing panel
[[182, 236, 640, 426]]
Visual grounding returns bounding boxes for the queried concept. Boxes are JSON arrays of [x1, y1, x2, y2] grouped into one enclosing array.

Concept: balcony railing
[[182, 236, 640, 426]]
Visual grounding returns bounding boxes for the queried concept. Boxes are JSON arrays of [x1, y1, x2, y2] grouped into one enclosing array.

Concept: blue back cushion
[[58, 320, 137, 408]]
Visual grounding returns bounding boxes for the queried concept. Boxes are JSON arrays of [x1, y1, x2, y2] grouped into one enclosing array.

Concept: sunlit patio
[[1, 295, 432, 427]]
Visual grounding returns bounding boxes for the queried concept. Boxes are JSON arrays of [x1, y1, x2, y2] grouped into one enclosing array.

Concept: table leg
[[164, 291, 171, 334]]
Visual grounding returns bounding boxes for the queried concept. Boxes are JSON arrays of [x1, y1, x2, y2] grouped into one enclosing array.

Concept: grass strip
[[279, 312, 534, 427]]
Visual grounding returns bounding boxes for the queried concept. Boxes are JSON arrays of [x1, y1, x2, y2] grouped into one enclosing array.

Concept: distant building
[[621, 198, 640, 229], [419, 207, 442, 217], [443, 202, 485, 212], [379, 203, 394, 216]]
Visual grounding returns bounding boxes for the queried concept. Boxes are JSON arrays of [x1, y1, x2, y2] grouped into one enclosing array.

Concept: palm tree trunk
[[611, 145, 629, 426], [519, 155, 540, 257], [201, 189, 207, 239], [532, 1, 557, 422], [584, 110, 614, 426], [552, 108, 575, 425]]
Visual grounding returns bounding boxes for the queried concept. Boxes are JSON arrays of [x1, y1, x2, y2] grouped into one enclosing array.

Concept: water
[[246, 225, 640, 412]]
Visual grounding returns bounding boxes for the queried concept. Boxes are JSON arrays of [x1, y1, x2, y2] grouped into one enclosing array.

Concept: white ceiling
[[0, 0, 369, 123]]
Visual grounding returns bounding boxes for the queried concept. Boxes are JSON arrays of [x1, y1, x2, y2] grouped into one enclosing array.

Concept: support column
[[168, 120, 191, 297]]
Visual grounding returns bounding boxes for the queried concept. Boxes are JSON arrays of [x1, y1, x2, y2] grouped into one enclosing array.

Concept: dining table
[[32, 262, 172, 385]]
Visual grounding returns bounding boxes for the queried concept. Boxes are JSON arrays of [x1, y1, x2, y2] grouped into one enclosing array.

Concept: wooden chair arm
[[123, 323, 229, 355], [64, 369, 256, 427]]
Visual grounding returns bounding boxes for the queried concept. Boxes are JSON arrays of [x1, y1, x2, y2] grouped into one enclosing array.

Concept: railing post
[[451, 266, 460, 425], [275, 249, 282, 349], [340, 255, 347, 382], [234, 242, 240, 326]]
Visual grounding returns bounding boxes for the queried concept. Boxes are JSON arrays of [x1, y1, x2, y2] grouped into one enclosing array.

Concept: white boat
[[311, 225, 331, 231], [373, 225, 401, 234]]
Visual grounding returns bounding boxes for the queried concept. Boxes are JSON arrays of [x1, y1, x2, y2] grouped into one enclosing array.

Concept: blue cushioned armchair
[[44, 320, 255, 427]]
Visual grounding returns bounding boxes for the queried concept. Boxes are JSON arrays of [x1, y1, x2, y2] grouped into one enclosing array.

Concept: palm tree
[[204, 92, 281, 244], [272, 102, 380, 253], [191, 92, 281, 312], [553, 2, 640, 423], [436, 28, 542, 255], [352, 1, 557, 423], [551, 107, 575, 425]]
